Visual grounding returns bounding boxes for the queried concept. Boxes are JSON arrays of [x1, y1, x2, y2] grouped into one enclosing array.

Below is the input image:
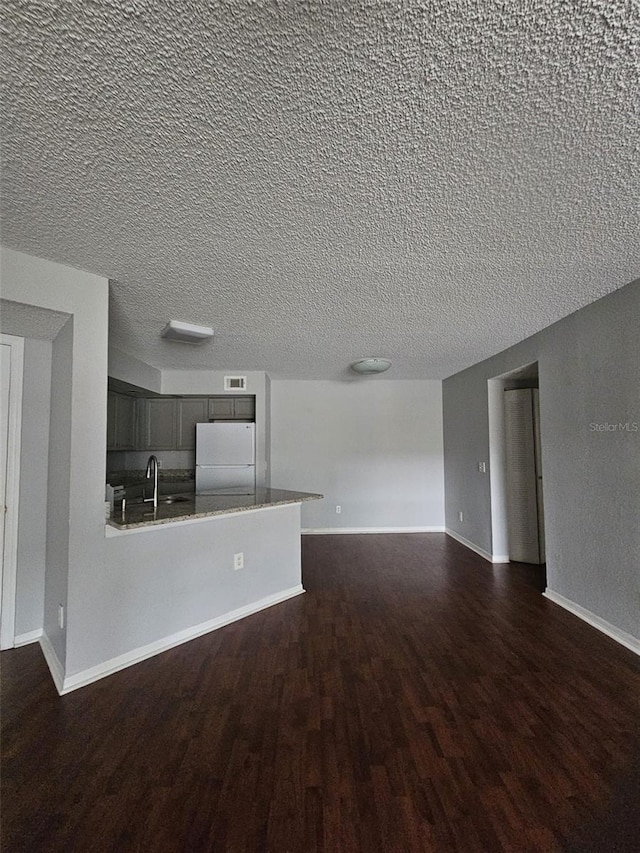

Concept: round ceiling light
[[350, 358, 392, 375]]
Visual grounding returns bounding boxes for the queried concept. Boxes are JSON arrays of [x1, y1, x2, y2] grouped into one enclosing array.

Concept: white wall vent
[[224, 375, 247, 391]]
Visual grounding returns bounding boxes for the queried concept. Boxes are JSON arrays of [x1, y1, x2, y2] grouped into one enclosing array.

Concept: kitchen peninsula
[[60, 486, 323, 695]]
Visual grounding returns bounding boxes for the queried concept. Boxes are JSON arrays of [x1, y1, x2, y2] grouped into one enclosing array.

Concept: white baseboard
[[39, 632, 65, 694], [302, 526, 445, 535], [544, 589, 640, 657], [58, 585, 305, 695], [444, 529, 510, 564], [14, 629, 43, 647], [445, 529, 496, 562]]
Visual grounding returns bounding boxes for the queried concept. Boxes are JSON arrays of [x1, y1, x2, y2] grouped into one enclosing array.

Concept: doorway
[[0, 334, 24, 649], [488, 361, 546, 573], [504, 387, 545, 563]]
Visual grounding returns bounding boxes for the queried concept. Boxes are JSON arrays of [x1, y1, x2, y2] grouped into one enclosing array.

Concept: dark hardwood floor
[[2, 534, 639, 852]]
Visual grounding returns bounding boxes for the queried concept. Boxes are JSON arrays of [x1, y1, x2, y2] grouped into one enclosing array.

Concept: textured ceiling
[[2, 0, 639, 379]]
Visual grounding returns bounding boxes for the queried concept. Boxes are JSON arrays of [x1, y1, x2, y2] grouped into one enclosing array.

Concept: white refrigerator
[[195, 423, 256, 495]]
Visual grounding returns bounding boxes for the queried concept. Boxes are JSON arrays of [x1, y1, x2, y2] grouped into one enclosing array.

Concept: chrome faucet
[[144, 454, 159, 508]]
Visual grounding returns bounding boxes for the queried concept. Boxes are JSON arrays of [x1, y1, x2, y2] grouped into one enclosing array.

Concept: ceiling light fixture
[[161, 320, 214, 344], [350, 357, 392, 375]]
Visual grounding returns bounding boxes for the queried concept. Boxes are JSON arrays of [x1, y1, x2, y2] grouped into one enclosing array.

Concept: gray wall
[[271, 380, 445, 530], [15, 338, 51, 637], [443, 279, 640, 639], [1, 248, 110, 679], [80, 503, 302, 676], [44, 318, 73, 665]]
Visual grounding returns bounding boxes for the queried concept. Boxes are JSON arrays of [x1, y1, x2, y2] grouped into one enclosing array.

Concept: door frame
[[1, 334, 24, 649], [487, 361, 543, 564]]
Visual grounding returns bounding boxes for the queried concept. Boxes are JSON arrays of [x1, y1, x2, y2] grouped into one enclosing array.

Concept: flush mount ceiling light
[[161, 320, 214, 344], [350, 357, 392, 375]]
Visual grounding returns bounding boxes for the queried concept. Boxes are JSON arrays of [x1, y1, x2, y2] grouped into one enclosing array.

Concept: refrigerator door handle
[[197, 464, 253, 468]]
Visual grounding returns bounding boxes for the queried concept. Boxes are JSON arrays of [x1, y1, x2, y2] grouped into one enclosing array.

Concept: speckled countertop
[[106, 488, 323, 531]]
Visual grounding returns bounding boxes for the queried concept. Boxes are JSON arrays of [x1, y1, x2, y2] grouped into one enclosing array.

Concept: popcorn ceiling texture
[[2, 0, 639, 378]]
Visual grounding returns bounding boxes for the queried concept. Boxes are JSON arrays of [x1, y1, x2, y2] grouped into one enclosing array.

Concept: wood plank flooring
[[2, 534, 639, 852]]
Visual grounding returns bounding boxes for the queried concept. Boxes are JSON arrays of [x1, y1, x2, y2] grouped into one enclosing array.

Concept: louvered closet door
[[504, 389, 541, 563]]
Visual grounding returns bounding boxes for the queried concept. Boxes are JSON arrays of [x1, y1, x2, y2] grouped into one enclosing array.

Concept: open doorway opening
[[488, 362, 546, 588]]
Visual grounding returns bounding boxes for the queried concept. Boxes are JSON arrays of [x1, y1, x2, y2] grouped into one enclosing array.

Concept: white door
[[1, 345, 11, 606], [532, 389, 546, 563], [504, 388, 544, 564], [195, 465, 256, 495], [196, 423, 255, 465], [0, 336, 23, 649]]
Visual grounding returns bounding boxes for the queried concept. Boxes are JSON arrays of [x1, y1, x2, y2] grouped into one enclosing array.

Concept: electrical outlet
[[458, 511, 464, 522], [336, 505, 341, 514], [58, 604, 64, 629], [234, 552, 244, 571], [156, 459, 163, 469], [478, 461, 486, 473]]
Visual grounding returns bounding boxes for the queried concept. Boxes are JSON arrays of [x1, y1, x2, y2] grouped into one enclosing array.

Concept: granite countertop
[[106, 488, 323, 531]]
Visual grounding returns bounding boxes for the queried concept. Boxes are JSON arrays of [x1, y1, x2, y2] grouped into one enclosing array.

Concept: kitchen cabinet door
[[208, 396, 255, 420], [177, 398, 208, 450], [234, 396, 255, 419], [115, 393, 137, 449], [140, 398, 177, 449], [107, 391, 137, 450], [208, 397, 235, 419], [107, 391, 118, 448]]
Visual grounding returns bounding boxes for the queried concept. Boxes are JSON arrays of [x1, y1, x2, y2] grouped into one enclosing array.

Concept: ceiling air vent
[[224, 375, 247, 391]]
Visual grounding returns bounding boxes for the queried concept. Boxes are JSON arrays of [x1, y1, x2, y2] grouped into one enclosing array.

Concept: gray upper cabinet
[[208, 396, 255, 421], [107, 391, 137, 450], [208, 396, 235, 420], [139, 398, 178, 450], [177, 398, 209, 450], [107, 390, 256, 452], [106, 393, 117, 448], [233, 396, 256, 419]]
